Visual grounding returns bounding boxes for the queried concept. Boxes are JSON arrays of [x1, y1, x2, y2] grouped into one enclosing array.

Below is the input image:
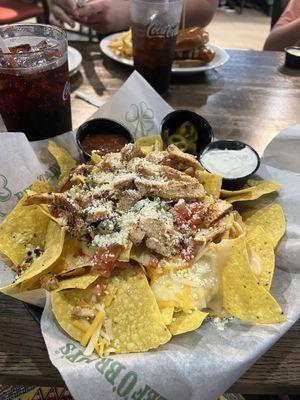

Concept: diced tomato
[[92, 245, 123, 277], [148, 253, 163, 269], [173, 200, 206, 233], [148, 255, 159, 269], [173, 200, 191, 227]]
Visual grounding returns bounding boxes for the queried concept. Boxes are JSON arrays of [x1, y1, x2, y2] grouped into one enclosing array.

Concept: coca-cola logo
[[146, 22, 179, 39]]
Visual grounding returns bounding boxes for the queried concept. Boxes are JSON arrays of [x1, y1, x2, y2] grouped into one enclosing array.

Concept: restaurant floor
[[209, 7, 270, 50]]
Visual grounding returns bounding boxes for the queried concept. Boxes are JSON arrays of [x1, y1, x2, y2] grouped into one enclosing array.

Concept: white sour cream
[[200, 146, 258, 179]]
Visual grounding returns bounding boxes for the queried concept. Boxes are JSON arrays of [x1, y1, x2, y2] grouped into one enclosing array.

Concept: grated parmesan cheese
[[212, 317, 230, 331]]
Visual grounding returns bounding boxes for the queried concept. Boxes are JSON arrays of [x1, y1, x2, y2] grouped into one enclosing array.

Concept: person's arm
[[185, 0, 219, 27], [77, 0, 130, 33], [77, 0, 218, 34], [48, 0, 78, 28], [264, 18, 300, 51]]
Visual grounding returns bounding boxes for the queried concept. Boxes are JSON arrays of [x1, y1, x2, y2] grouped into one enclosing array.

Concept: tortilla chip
[[70, 174, 85, 185], [58, 267, 87, 278], [18, 277, 39, 292], [107, 266, 171, 352], [246, 226, 275, 291], [14, 221, 65, 285], [242, 204, 285, 248], [168, 310, 208, 335], [48, 141, 77, 188], [234, 210, 244, 227], [135, 135, 164, 153], [195, 170, 222, 199], [30, 180, 54, 193], [52, 235, 93, 276], [224, 180, 281, 204], [52, 287, 93, 341], [222, 236, 286, 324], [159, 306, 174, 325], [130, 244, 151, 267], [90, 152, 102, 165], [184, 167, 195, 177], [227, 211, 245, 240], [118, 241, 133, 262], [209, 309, 232, 319], [0, 195, 50, 266], [220, 187, 253, 198], [224, 192, 253, 203], [55, 272, 98, 292], [52, 264, 171, 353]]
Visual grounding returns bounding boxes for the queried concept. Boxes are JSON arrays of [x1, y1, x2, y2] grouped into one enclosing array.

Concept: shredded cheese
[[105, 287, 118, 307], [99, 330, 111, 345], [72, 320, 88, 332], [95, 338, 105, 357], [80, 311, 105, 347], [84, 320, 103, 356]]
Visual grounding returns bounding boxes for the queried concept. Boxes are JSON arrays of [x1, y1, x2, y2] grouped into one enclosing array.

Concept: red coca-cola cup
[[0, 24, 72, 141], [130, 0, 183, 96]]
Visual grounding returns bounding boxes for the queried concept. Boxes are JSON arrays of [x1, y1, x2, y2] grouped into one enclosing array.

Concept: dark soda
[[129, 0, 182, 95], [0, 58, 71, 141], [0, 25, 72, 141], [132, 23, 178, 95]]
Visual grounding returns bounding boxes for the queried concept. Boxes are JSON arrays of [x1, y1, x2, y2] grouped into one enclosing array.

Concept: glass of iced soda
[[130, 0, 183, 96], [0, 24, 72, 141]]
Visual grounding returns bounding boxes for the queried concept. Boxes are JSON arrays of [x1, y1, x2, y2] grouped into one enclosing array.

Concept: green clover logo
[[125, 101, 155, 137], [0, 175, 12, 202]]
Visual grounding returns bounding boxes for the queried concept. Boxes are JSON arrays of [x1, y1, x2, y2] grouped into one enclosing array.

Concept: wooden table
[[1, 42, 300, 395]]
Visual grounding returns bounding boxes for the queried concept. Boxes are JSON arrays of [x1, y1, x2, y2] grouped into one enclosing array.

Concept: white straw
[[0, 35, 10, 53]]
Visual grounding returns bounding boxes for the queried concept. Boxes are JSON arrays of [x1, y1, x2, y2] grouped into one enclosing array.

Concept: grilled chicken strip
[[167, 145, 203, 171], [146, 145, 203, 172], [134, 176, 204, 200], [24, 193, 88, 239], [24, 144, 233, 260]]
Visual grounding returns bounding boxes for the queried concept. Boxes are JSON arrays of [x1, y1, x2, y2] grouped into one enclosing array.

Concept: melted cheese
[[151, 240, 232, 312]]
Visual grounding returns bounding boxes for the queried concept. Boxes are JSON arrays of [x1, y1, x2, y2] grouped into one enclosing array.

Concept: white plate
[[100, 32, 230, 75], [68, 46, 82, 76]]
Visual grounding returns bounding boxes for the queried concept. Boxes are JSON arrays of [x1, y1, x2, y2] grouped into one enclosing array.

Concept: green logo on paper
[[57, 343, 168, 400], [125, 101, 155, 137], [0, 175, 12, 202]]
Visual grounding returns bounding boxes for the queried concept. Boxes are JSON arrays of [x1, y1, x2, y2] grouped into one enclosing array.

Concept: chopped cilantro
[[84, 175, 96, 190]]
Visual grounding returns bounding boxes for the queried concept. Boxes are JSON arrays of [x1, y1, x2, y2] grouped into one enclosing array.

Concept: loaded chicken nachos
[[0, 141, 286, 357]]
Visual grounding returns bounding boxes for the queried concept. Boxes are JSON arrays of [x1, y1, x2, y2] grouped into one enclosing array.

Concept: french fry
[[108, 30, 133, 59]]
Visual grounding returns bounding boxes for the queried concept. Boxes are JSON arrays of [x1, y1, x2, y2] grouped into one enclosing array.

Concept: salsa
[[81, 133, 129, 156]]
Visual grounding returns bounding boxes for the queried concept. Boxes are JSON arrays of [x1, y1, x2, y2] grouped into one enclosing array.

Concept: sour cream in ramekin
[[199, 140, 260, 190], [200, 146, 258, 179]]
